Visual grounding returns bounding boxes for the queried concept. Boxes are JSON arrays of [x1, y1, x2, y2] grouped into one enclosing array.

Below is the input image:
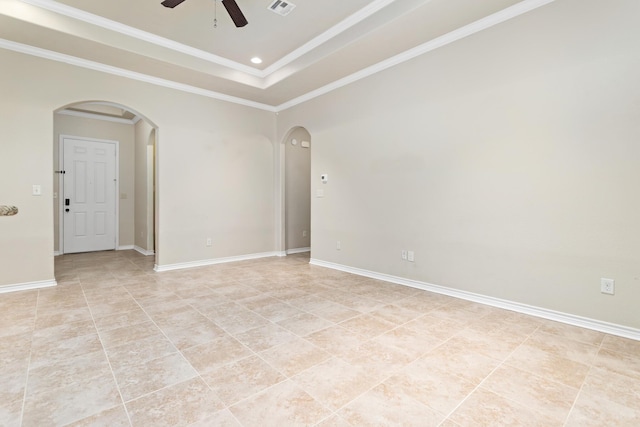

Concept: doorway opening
[[282, 127, 311, 255], [53, 101, 158, 262]]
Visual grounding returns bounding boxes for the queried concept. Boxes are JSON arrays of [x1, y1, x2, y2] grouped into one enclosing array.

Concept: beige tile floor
[[1, 250, 639, 426]]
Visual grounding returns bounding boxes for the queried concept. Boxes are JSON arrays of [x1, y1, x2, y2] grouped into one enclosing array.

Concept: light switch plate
[[32, 185, 42, 196]]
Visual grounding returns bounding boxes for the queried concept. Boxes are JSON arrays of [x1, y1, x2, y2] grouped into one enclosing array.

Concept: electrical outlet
[[408, 251, 415, 262], [600, 278, 614, 295], [336, 241, 341, 250], [303, 230, 308, 238], [206, 238, 212, 247], [401, 250, 407, 260]]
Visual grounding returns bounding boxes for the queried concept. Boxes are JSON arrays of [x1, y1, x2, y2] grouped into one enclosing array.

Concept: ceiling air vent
[[268, 0, 296, 16]]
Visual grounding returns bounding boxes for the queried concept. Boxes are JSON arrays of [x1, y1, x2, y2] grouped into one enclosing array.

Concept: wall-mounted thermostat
[[321, 174, 328, 183]]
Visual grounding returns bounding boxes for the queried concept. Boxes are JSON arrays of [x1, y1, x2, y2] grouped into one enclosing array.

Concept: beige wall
[[0, 99, 54, 285], [277, 0, 640, 328], [53, 114, 136, 251], [134, 119, 154, 252], [0, 48, 276, 288], [285, 127, 311, 251]]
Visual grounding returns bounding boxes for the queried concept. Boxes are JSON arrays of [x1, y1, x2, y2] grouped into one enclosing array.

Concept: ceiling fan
[[161, 0, 248, 28]]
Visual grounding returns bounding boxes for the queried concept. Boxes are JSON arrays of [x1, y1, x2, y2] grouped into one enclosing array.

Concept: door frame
[[58, 134, 120, 254]]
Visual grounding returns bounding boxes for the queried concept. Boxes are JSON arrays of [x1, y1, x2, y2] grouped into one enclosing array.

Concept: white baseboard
[[310, 258, 640, 341], [0, 279, 57, 294], [154, 251, 278, 272], [56, 246, 139, 254], [286, 247, 310, 255], [134, 246, 155, 256], [275, 251, 287, 257]]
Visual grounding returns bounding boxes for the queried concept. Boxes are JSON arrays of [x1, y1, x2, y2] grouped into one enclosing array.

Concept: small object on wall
[[291, 138, 298, 145], [0, 205, 19, 216], [320, 174, 328, 183], [600, 278, 615, 295], [301, 141, 310, 148]]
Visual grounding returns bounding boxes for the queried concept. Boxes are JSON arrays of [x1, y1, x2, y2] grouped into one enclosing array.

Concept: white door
[[62, 137, 117, 253]]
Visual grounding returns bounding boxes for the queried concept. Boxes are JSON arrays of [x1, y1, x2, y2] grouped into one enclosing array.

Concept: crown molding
[[2, 0, 557, 112], [0, 38, 277, 112], [56, 109, 136, 124], [261, 0, 396, 76], [18, 0, 262, 76], [18, 0, 400, 80], [58, 101, 143, 124], [83, 101, 141, 123], [277, 0, 557, 111]]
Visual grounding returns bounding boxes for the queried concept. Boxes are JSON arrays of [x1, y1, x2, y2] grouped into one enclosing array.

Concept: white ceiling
[[0, 0, 556, 110]]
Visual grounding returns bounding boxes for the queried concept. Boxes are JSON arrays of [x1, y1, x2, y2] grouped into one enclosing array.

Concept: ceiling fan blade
[[161, 0, 187, 8], [222, 0, 248, 27]]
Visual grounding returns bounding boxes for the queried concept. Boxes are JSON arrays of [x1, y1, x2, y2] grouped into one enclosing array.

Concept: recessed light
[[251, 57, 262, 64]]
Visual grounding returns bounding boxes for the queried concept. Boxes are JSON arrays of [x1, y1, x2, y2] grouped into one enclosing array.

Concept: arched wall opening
[[53, 101, 158, 263], [280, 126, 311, 255]]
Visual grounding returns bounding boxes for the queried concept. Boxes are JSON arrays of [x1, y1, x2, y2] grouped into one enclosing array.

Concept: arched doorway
[[53, 101, 158, 262], [282, 127, 311, 255]]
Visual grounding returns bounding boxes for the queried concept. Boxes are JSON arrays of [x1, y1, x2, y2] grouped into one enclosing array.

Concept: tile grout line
[[561, 366, 592, 427], [560, 334, 606, 427], [120, 282, 247, 424], [219, 280, 451, 425], [298, 309, 464, 424], [181, 275, 345, 424], [182, 288, 297, 408], [435, 323, 544, 426], [79, 278, 134, 427], [403, 331, 469, 426], [145, 269, 322, 423], [18, 289, 40, 427]]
